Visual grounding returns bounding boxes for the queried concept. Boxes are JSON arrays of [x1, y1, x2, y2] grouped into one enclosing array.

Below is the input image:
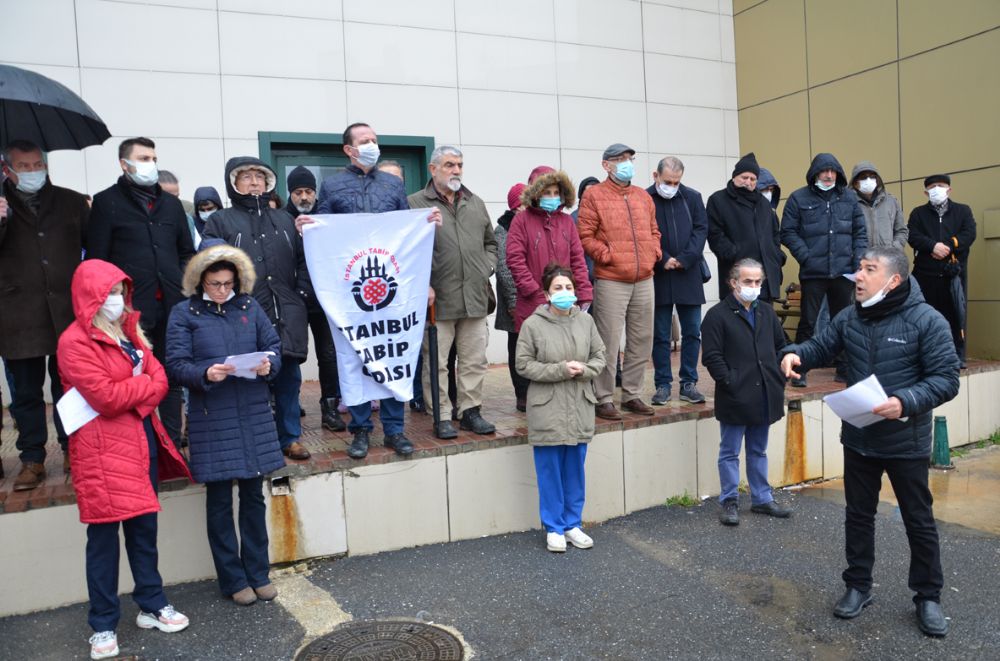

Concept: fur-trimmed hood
[[520, 169, 576, 210], [181, 242, 257, 297]]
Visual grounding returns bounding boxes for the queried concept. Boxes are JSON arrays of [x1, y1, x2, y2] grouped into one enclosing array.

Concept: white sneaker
[[546, 532, 567, 552], [89, 631, 118, 660], [136, 604, 190, 633], [565, 527, 594, 549]]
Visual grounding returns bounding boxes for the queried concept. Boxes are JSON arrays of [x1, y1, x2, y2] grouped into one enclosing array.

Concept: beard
[[446, 177, 462, 192]]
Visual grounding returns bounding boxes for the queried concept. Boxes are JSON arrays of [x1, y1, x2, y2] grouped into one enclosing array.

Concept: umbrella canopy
[[0, 64, 110, 152]]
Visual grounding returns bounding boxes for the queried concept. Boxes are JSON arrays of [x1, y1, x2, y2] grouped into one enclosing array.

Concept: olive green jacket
[[408, 182, 498, 321], [515, 305, 606, 446]]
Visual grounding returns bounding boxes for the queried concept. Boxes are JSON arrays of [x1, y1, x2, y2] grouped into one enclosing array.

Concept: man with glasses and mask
[[87, 137, 195, 449], [0, 139, 89, 489], [577, 143, 661, 420]]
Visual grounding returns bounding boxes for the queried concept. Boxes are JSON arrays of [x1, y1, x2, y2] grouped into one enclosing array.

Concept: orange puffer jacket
[[577, 178, 661, 283]]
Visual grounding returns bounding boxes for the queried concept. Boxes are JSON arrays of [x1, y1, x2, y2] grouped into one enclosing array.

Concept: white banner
[[303, 210, 434, 406]]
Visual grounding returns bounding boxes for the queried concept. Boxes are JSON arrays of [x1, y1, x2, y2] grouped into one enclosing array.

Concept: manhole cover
[[296, 619, 465, 661]]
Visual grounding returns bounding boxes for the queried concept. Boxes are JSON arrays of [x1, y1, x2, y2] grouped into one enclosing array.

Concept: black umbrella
[[427, 303, 442, 432], [0, 64, 110, 151], [946, 246, 966, 342]]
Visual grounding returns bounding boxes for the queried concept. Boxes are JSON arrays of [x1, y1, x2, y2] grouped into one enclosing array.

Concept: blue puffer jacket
[[780, 153, 867, 279], [316, 164, 408, 214], [166, 244, 285, 483], [787, 278, 959, 459]]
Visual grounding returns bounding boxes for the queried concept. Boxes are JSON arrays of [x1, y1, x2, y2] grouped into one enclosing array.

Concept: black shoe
[[409, 400, 426, 413], [347, 430, 369, 459], [833, 587, 873, 619], [460, 406, 496, 435], [916, 600, 948, 637], [435, 420, 459, 440], [791, 375, 808, 388], [719, 499, 739, 526], [751, 501, 791, 518], [321, 398, 346, 432], [384, 433, 414, 456]]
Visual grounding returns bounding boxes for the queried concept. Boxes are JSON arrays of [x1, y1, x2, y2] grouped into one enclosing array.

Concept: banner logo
[[351, 255, 398, 312]]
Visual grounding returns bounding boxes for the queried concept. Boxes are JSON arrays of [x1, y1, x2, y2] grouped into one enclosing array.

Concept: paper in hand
[[56, 387, 100, 435], [224, 351, 276, 379], [822, 374, 889, 428]]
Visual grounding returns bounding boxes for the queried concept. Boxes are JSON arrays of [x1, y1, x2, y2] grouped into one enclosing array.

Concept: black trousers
[[7, 355, 67, 463], [913, 272, 966, 362], [150, 319, 183, 448], [308, 309, 340, 401], [842, 448, 943, 603], [506, 331, 529, 401], [796, 277, 853, 373]]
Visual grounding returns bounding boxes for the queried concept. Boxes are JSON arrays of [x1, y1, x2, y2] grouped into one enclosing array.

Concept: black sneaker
[[347, 430, 369, 459], [833, 587, 873, 619], [321, 398, 346, 432], [751, 500, 791, 518], [679, 382, 706, 404], [384, 433, 414, 457], [460, 406, 496, 435], [719, 499, 739, 526]]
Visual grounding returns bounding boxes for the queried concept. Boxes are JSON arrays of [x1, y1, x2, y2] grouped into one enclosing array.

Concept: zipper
[[283, 229, 292, 250], [235, 232, 242, 248], [624, 194, 639, 281]]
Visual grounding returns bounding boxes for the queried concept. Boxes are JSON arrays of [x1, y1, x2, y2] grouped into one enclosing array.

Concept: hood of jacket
[[71, 259, 135, 329], [577, 176, 600, 204], [805, 153, 848, 190], [193, 185, 223, 211], [224, 157, 277, 209], [181, 242, 257, 297], [756, 167, 781, 208], [530, 301, 581, 324], [850, 160, 884, 197], [520, 169, 576, 211]]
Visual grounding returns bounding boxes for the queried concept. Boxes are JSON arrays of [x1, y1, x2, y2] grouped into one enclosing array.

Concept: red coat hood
[[71, 260, 145, 345]]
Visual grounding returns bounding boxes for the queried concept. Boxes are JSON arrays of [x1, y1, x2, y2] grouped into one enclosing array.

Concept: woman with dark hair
[[166, 241, 284, 606], [515, 263, 606, 553], [57, 260, 192, 660]]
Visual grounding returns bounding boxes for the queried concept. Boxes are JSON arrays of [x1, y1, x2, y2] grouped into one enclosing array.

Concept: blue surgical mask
[[815, 179, 835, 192], [14, 169, 46, 194], [538, 196, 561, 213], [614, 160, 634, 182], [549, 291, 577, 310]]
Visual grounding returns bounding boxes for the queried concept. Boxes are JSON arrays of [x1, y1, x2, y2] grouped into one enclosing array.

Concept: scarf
[[856, 278, 910, 320]]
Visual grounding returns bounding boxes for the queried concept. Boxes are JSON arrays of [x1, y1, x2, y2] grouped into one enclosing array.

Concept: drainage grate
[[296, 619, 465, 661]]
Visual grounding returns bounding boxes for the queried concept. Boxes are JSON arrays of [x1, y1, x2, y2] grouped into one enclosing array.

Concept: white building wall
[[0, 0, 738, 373]]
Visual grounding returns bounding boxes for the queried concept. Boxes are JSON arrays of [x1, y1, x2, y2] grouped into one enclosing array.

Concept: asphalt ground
[[2, 450, 999, 661]]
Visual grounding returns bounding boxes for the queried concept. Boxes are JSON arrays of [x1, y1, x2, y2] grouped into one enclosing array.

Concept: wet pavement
[[2, 446, 998, 660]]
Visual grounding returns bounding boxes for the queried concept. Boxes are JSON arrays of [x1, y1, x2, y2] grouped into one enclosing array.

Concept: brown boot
[[595, 403, 622, 421], [13, 462, 46, 491], [622, 399, 655, 416], [282, 441, 311, 461], [230, 587, 257, 606]]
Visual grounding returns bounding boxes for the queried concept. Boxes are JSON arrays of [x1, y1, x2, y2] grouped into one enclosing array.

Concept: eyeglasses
[[204, 280, 235, 290], [606, 155, 635, 164], [236, 171, 266, 183]]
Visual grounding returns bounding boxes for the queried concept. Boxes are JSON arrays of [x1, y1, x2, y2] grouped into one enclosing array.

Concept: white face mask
[[198, 210, 215, 221], [815, 178, 835, 192], [857, 177, 877, 195], [125, 159, 159, 187], [761, 190, 773, 203], [14, 169, 47, 194], [860, 278, 895, 308], [101, 294, 125, 321], [927, 187, 949, 205], [355, 142, 380, 168], [738, 286, 761, 303], [656, 183, 679, 199]]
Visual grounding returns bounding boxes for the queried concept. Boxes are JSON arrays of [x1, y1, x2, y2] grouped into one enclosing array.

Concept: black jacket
[[86, 176, 196, 331], [202, 157, 313, 361], [780, 153, 867, 280], [788, 278, 959, 459], [707, 181, 784, 301], [646, 183, 707, 306], [702, 294, 787, 426], [907, 200, 976, 278]]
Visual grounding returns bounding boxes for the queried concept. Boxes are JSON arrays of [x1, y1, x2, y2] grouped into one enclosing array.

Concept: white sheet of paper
[[822, 374, 889, 428], [56, 387, 100, 435], [224, 351, 276, 379], [842, 272, 857, 282]]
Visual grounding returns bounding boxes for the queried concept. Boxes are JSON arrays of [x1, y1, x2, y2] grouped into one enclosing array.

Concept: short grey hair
[[430, 145, 463, 164], [657, 156, 685, 174], [2, 139, 44, 163], [158, 169, 179, 185], [862, 246, 909, 279], [728, 257, 764, 283]]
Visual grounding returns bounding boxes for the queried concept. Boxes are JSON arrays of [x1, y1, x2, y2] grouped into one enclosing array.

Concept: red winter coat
[[57, 260, 190, 524]]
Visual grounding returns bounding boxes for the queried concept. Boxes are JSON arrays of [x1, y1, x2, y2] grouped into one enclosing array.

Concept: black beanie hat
[[287, 165, 316, 192], [923, 173, 951, 188], [732, 152, 760, 178]]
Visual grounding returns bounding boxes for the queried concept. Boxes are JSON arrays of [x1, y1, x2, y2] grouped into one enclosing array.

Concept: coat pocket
[[582, 385, 598, 404], [527, 382, 555, 407]]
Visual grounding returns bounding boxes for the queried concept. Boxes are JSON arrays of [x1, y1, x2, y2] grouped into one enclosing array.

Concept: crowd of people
[[0, 123, 972, 656]]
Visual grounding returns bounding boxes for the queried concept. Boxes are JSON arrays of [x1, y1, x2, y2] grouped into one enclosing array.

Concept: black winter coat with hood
[[202, 157, 313, 361], [780, 153, 867, 280], [787, 278, 959, 459]]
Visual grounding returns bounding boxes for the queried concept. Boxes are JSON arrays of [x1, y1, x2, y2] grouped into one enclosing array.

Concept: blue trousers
[[718, 422, 773, 505], [348, 398, 404, 436], [652, 303, 701, 389], [272, 357, 302, 448], [205, 478, 271, 595], [533, 444, 588, 533]]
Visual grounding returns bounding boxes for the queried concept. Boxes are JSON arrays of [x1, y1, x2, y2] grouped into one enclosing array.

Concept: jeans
[[308, 310, 340, 401], [533, 444, 588, 533], [7, 355, 68, 463], [507, 332, 529, 401], [718, 422, 773, 505], [652, 303, 702, 389], [205, 478, 270, 595], [842, 448, 943, 602], [348, 399, 404, 436], [271, 358, 302, 448]]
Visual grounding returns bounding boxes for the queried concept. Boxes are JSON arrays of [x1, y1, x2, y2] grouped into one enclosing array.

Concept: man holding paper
[[781, 246, 959, 637]]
